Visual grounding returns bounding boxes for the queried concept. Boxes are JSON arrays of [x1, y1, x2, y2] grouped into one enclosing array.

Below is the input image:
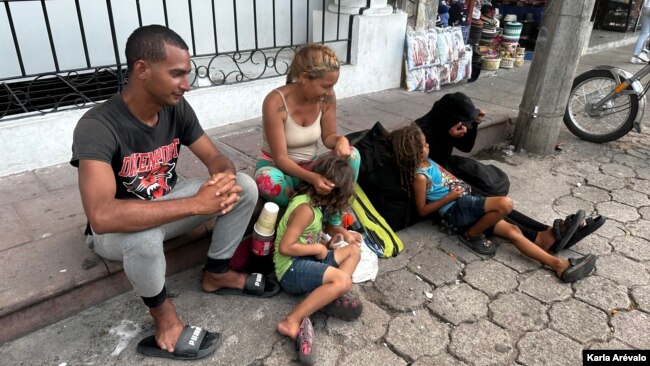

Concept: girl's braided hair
[[296, 155, 354, 216], [286, 43, 340, 84], [389, 123, 427, 194]]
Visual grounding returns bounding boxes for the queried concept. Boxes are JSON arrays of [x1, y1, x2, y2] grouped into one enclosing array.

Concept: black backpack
[[346, 122, 420, 231]]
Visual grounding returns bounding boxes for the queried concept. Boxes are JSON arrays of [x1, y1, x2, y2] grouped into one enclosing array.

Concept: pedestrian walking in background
[[631, 0, 650, 63]]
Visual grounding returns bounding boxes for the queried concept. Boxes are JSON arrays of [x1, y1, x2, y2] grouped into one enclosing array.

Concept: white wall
[[0, 12, 407, 177], [0, 0, 318, 77]]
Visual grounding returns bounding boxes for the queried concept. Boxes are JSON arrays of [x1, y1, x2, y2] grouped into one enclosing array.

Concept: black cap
[[435, 92, 480, 128]]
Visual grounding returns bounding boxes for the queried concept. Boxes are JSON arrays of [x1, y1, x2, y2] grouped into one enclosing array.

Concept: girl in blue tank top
[[389, 123, 598, 285]]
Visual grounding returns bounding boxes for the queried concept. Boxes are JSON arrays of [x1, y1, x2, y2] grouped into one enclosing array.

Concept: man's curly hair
[[296, 154, 354, 216]]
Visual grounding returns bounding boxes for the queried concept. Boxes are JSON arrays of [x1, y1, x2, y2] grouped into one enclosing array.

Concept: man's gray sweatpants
[[92, 173, 258, 298]]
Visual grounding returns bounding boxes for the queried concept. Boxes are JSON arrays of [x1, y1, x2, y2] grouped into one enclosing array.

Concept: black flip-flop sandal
[[561, 254, 597, 283], [550, 210, 585, 253], [137, 325, 221, 360], [211, 273, 281, 298], [564, 215, 606, 250]]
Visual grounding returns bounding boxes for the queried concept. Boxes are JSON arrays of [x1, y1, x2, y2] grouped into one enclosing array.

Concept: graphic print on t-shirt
[[122, 162, 176, 200], [439, 164, 471, 195], [118, 138, 180, 200]]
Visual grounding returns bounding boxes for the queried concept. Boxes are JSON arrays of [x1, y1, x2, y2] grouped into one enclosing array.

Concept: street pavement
[[1, 42, 650, 365]]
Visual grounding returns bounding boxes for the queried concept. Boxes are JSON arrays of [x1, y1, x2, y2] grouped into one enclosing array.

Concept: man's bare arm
[[78, 160, 231, 234], [187, 134, 243, 214]]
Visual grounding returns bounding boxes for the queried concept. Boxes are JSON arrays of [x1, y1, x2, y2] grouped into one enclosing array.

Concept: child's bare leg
[[333, 245, 361, 276], [466, 197, 513, 237], [535, 228, 556, 251], [277, 267, 351, 339], [494, 221, 569, 276]]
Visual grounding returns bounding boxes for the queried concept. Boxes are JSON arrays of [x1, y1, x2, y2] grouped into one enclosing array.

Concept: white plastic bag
[[406, 67, 425, 91], [435, 28, 451, 65], [352, 238, 379, 283], [424, 66, 441, 93], [406, 31, 432, 70], [321, 232, 379, 283]]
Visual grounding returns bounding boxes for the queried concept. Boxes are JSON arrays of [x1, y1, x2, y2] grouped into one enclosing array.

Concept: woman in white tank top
[[257, 47, 364, 362], [255, 44, 360, 212]]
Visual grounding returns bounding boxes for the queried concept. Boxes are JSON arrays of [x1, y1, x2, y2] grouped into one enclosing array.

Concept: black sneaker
[[458, 233, 496, 255]]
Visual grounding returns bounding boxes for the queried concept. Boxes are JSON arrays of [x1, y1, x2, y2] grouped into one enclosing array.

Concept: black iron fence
[[0, 0, 354, 121]]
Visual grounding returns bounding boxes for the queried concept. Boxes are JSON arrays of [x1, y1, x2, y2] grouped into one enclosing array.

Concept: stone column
[[328, 0, 393, 16], [512, 0, 597, 154], [415, 0, 437, 31]]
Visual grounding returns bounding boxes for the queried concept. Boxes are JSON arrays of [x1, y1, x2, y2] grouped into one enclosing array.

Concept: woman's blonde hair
[[286, 43, 340, 84]]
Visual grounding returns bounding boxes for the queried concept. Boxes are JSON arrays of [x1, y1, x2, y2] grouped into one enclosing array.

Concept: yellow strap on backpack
[[351, 183, 404, 258]]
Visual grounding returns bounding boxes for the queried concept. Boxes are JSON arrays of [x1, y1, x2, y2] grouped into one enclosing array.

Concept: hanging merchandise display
[[476, 0, 529, 72], [478, 3, 502, 69], [478, 2, 500, 49], [405, 26, 472, 92], [492, 0, 547, 48]]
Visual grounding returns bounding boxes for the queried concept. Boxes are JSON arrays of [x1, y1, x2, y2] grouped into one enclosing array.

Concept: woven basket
[[503, 22, 523, 37], [500, 58, 515, 69], [514, 56, 525, 67], [482, 57, 501, 70], [501, 35, 520, 44], [500, 42, 518, 56]]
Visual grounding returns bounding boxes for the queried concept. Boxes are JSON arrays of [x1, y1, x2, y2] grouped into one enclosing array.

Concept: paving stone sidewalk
[[2, 122, 649, 366], [1, 43, 650, 365]]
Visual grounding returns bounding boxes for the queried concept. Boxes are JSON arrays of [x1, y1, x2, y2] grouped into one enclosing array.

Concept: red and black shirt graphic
[[119, 139, 180, 200]]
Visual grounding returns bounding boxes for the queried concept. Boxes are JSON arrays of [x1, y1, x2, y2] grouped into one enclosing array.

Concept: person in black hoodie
[[416, 92, 480, 169], [415, 92, 605, 253]]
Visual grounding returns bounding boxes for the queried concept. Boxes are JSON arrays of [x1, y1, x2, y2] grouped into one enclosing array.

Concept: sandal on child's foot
[[561, 254, 597, 283], [564, 215, 606, 251], [458, 233, 496, 255], [296, 317, 315, 366], [550, 210, 585, 253], [321, 294, 363, 321]]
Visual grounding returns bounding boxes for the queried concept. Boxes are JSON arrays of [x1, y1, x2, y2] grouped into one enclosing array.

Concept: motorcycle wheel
[[563, 69, 638, 143]]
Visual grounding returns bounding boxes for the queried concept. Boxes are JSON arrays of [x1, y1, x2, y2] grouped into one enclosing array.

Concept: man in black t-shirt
[[71, 25, 274, 360]]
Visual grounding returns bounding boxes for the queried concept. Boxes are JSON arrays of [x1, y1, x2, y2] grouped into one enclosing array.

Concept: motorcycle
[[563, 63, 648, 143]]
